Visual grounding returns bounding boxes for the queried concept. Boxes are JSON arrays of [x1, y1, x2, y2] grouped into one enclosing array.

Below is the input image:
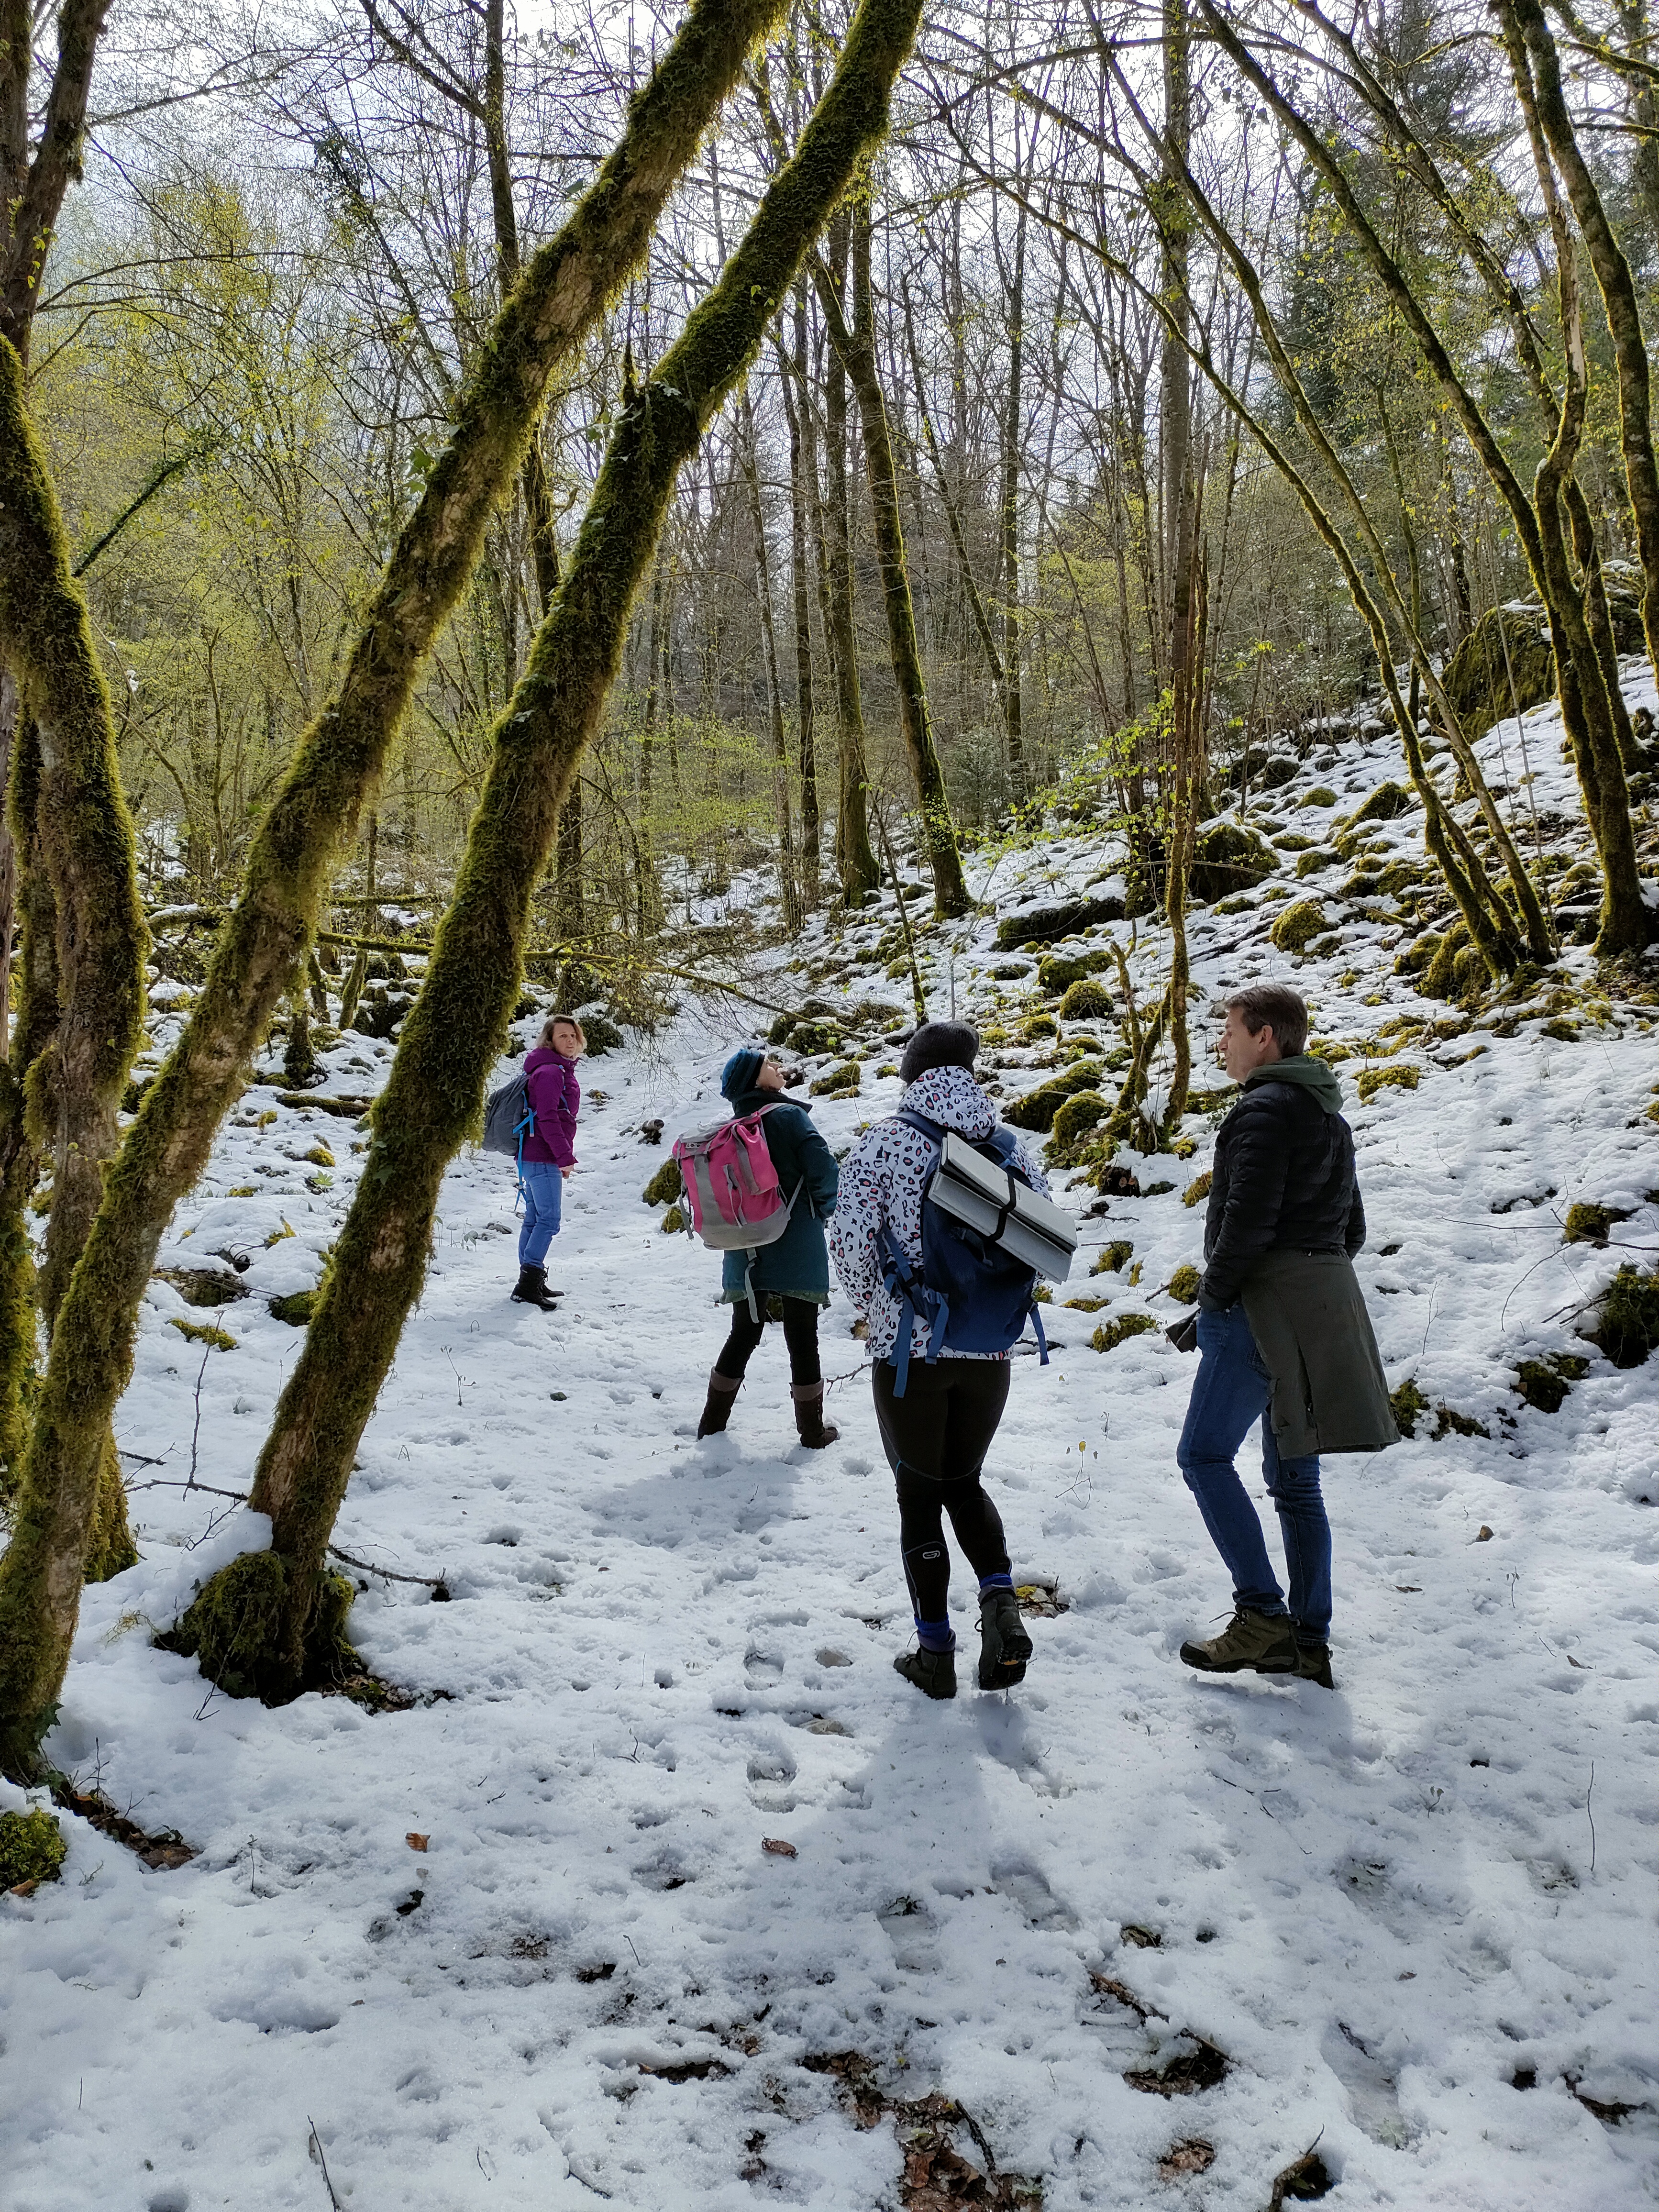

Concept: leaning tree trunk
[[741, 388, 802, 932], [0, 0, 790, 1780], [164, 0, 928, 1707], [814, 201, 971, 918], [782, 283, 822, 904]]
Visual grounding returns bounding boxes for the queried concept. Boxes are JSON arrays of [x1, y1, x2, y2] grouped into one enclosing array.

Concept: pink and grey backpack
[[672, 1104, 800, 1314]]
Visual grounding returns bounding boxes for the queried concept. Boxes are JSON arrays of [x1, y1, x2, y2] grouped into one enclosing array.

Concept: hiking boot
[[1294, 1639, 1335, 1689], [511, 1264, 560, 1311], [1179, 1607, 1296, 1675], [894, 1645, 957, 1700], [697, 1369, 742, 1438], [790, 1381, 839, 1449], [977, 1589, 1033, 1691]]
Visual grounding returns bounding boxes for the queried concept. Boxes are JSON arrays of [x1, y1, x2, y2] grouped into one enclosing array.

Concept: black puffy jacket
[[1200, 1060, 1366, 1310]]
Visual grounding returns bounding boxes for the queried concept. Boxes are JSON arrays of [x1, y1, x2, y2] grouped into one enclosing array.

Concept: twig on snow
[[307, 2118, 343, 2210], [1586, 1761, 1597, 1876], [326, 1543, 449, 1593]]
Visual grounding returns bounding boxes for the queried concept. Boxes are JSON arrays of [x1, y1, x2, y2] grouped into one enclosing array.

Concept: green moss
[[1562, 1202, 1629, 1246], [787, 1018, 844, 1055], [1345, 780, 1415, 829], [1019, 1012, 1059, 1041], [1189, 820, 1275, 903], [661, 1204, 688, 1235], [1182, 1171, 1213, 1208], [1356, 1063, 1420, 1104], [1058, 977, 1114, 1021], [1168, 1264, 1201, 1305], [643, 1158, 683, 1206], [0, 1804, 66, 1888], [810, 1060, 861, 1095], [167, 1317, 236, 1351], [1441, 607, 1553, 741], [157, 1268, 246, 1309], [267, 1291, 317, 1327], [1004, 1062, 1104, 1131], [160, 1550, 358, 1705], [1432, 1403, 1490, 1440], [1091, 1240, 1133, 1276], [1270, 899, 1327, 954], [1295, 849, 1337, 878], [1513, 1357, 1585, 1414], [1050, 1089, 1108, 1158], [1091, 1312, 1158, 1352], [1593, 1264, 1659, 1367], [582, 1013, 624, 1054], [1389, 1377, 1428, 1438], [1299, 787, 1339, 808]]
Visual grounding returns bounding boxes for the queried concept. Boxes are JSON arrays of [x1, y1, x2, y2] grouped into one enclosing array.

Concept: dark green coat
[[719, 1090, 840, 1306], [1241, 1250, 1398, 1457]]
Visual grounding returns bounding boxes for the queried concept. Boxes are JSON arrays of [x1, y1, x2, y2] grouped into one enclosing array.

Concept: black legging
[[715, 1295, 823, 1385], [873, 1359, 1012, 1624]]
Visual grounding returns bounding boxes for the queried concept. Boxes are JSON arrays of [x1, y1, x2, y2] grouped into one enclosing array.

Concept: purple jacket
[[522, 1047, 580, 1166]]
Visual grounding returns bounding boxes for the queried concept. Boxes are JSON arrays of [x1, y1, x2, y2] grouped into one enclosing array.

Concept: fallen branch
[[326, 1543, 450, 1595]]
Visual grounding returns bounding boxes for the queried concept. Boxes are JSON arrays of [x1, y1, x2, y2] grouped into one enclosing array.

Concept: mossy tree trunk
[[167, 0, 928, 1706], [0, 332, 144, 1765], [0, 0, 788, 1779], [813, 201, 971, 919], [779, 283, 822, 906], [818, 213, 880, 907], [1508, 0, 1659, 687], [741, 387, 803, 934]]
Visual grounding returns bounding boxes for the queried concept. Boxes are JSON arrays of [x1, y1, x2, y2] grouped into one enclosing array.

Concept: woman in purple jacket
[[512, 1014, 585, 1310]]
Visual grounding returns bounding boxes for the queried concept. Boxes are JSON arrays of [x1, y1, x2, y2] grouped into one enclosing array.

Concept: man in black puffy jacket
[[1175, 982, 1387, 1690]]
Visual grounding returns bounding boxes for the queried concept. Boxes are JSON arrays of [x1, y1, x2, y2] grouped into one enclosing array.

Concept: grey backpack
[[483, 1070, 533, 1159]]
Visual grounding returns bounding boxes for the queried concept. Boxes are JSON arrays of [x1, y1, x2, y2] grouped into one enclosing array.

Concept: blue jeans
[[1176, 1301, 1332, 1642], [518, 1161, 564, 1266]]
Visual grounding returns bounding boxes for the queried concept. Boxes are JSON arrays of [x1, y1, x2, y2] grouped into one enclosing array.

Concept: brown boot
[[790, 1381, 839, 1449], [697, 1369, 742, 1438], [1179, 1607, 1296, 1675]]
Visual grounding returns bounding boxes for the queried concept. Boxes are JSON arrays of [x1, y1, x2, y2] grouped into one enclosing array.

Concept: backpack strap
[[877, 1219, 949, 1397], [1028, 1297, 1050, 1368]]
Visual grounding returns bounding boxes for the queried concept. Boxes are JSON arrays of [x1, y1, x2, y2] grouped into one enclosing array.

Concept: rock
[[995, 893, 1125, 948], [1269, 899, 1328, 954], [1442, 606, 1554, 740], [1168, 1263, 1201, 1304], [1591, 1263, 1659, 1367], [1059, 976, 1114, 1021], [1091, 1312, 1158, 1352], [1189, 819, 1275, 904], [1050, 1089, 1109, 1157]]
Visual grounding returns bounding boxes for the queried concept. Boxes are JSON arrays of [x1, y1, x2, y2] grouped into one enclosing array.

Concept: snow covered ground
[[3, 693, 1658, 2210]]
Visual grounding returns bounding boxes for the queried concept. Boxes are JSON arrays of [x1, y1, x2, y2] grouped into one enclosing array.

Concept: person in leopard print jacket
[[830, 1023, 1051, 1705]]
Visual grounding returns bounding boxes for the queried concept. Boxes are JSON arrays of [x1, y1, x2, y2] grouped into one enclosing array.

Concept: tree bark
[[741, 386, 802, 933], [819, 216, 880, 905], [164, 0, 928, 1704], [781, 283, 822, 905], [0, 0, 792, 1777], [813, 202, 970, 918]]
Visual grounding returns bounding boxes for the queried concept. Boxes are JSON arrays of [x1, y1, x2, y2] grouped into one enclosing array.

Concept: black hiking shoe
[[1294, 1639, 1335, 1689], [894, 1645, 957, 1700], [977, 1590, 1033, 1691], [511, 1264, 560, 1311], [1179, 1607, 1297, 1675]]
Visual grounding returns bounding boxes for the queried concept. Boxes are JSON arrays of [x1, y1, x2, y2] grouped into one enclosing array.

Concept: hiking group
[[489, 983, 1395, 1700]]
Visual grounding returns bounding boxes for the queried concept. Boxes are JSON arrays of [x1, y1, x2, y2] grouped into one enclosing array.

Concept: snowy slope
[[3, 682, 1657, 2212]]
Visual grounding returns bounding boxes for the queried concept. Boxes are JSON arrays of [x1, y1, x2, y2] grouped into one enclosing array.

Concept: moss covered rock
[[1562, 1201, 1632, 1246], [1091, 1240, 1133, 1276], [810, 1060, 861, 1096], [995, 894, 1125, 949], [1356, 1063, 1420, 1103], [1182, 1170, 1213, 1209], [1004, 1063, 1104, 1132], [1050, 1089, 1109, 1158], [0, 1805, 67, 1889], [1037, 951, 1106, 994], [643, 1157, 684, 1206], [1442, 605, 1554, 740], [1058, 976, 1114, 1022], [1389, 1377, 1428, 1438], [1270, 899, 1328, 954], [1091, 1312, 1159, 1352], [1189, 820, 1275, 905], [1592, 1264, 1659, 1367], [1295, 849, 1337, 878], [161, 1549, 358, 1705], [268, 1290, 318, 1327], [1168, 1263, 1201, 1304]]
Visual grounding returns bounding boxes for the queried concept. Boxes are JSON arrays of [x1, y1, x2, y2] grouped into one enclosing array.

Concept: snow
[[3, 684, 1658, 2211]]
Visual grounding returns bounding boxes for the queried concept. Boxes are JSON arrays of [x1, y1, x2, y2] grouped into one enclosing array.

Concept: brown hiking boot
[[790, 1381, 839, 1449], [1294, 1640, 1335, 1689], [697, 1369, 742, 1438], [1179, 1607, 1296, 1675]]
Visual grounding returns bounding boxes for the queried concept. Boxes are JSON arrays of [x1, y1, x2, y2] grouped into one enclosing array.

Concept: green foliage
[[1270, 899, 1328, 953], [643, 1158, 683, 1207], [0, 1805, 66, 1888], [581, 1014, 624, 1055], [1019, 1013, 1059, 1041], [1593, 1265, 1659, 1367], [1091, 1312, 1158, 1352], [1562, 1201, 1622, 1245]]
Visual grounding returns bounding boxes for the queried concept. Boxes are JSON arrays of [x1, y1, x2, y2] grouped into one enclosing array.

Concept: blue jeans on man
[[518, 1160, 564, 1267], [1176, 1301, 1331, 1642]]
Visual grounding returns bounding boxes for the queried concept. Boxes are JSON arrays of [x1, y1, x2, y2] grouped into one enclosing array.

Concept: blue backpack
[[878, 1110, 1050, 1395]]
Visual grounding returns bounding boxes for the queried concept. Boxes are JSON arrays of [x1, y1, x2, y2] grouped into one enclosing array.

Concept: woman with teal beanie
[[697, 1045, 841, 1448]]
